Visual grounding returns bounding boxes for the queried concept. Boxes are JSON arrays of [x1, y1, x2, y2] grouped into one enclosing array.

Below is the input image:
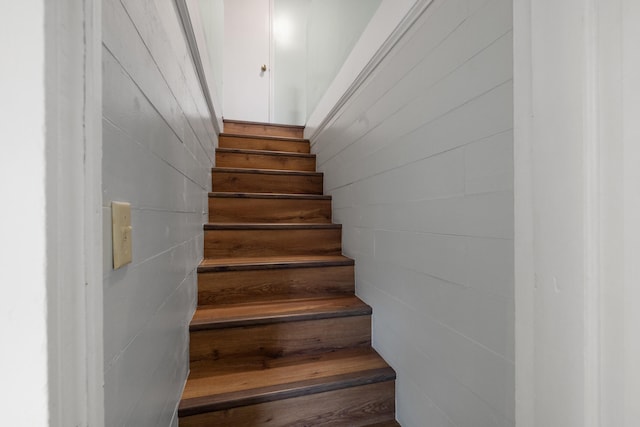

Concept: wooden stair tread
[[209, 192, 332, 223], [216, 148, 316, 172], [220, 132, 309, 143], [216, 147, 315, 158], [204, 222, 340, 230], [213, 166, 322, 176], [209, 191, 330, 200], [198, 254, 354, 271], [180, 348, 394, 414], [219, 133, 311, 154], [224, 119, 305, 130], [366, 421, 401, 427], [191, 296, 370, 331], [186, 119, 397, 422], [223, 119, 304, 139], [212, 168, 323, 194]]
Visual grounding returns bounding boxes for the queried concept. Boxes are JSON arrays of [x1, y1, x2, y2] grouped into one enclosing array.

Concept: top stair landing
[[223, 119, 305, 139]]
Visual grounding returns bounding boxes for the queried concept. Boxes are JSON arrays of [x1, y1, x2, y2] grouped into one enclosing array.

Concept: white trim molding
[[304, 0, 432, 141], [515, 0, 640, 425], [83, 0, 106, 425], [45, 0, 104, 425], [582, 0, 602, 424], [175, 0, 224, 134]]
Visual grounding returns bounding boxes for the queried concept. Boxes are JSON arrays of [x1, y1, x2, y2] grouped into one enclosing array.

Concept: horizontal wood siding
[[311, 0, 514, 425], [102, 0, 214, 424]]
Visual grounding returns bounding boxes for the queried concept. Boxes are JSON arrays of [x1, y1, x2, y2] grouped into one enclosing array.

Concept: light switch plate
[[112, 201, 132, 269]]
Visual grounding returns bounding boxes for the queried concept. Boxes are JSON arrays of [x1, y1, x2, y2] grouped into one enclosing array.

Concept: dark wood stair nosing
[[216, 148, 315, 158], [212, 167, 322, 177], [209, 192, 331, 200], [204, 223, 341, 231], [220, 132, 309, 143], [178, 366, 396, 417], [366, 421, 401, 427], [190, 303, 372, 331], [223, 119, 305, 130], [198, 257, 355, 273]]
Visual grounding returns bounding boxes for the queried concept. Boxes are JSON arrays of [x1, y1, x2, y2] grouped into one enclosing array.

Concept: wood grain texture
[[204, 224, 342, 258], [185, 346, 381, 380], [184, 348, 389, 398], [197, 263, 354, 306], [224, 119, 304, 138], [365, 420, 401, 427], [191, 296, 371, 330], [180, 380, 396, 427], [216, 148, 316, 171], [209, 194, 331, 223], [198, 254, 355, 271], [180, 366, 394, 414], [181, 117, 398, 424], [220, 133, 310, 153], [212, 168, 323, 194], [189, 314, 371, 365]]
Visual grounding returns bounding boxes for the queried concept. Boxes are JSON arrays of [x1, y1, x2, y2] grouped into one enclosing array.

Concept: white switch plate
[[112, 201, 132, 269]]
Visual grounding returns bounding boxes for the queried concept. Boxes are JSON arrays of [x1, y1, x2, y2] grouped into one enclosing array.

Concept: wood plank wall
[[102, 0, 216, 425], [311, 0, 515, 425]]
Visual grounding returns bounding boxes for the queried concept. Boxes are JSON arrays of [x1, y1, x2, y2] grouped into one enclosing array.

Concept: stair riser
[[198, 265, 355, 306], [179, 380, 396, 427], [204, 228, 342, 258], [190, 316, 371, 363], [220, 135, 310, 153], [209, 197, 331, 223], [224, 121, 304, 138], [216, 151, 316, 171], [212, 171, 323, 194]]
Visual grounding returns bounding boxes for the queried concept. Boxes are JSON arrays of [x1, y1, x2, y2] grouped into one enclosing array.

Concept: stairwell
[[178, 120, 398, 426]]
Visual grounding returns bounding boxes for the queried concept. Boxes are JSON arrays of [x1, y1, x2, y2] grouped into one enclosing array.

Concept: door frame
[[222, 0, 274, 123], [268, 0, 275, 122], [45, 0, 104, 425], [514, 0, 640, 425]]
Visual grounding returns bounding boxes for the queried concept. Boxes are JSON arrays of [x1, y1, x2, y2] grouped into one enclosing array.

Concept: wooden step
[[204, 223, 342, 259], [180, 380, 396, 427], [212, 168, 323, 194], [209, 192, 332, 223], [189, 297, 371, 368], [197, 255, 354, 306], [366, 421, 402, 427], [220, 133, 310, 153], [191, 296, 371, 331], [187, 120, 398, 424], [216, 148, 316, 171], [179, 348, 396, 426], [224, 119, 304, 138]]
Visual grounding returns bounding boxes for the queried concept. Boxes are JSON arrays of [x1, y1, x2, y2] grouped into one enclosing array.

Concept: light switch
[[112, 201, 132, 269]]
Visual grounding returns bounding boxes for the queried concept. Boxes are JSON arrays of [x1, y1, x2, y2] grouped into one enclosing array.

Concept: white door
[[223, 0, 271, 122]]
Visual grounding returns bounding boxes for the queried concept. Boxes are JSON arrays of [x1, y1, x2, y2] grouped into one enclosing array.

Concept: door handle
[[261, 64, 267, 72]]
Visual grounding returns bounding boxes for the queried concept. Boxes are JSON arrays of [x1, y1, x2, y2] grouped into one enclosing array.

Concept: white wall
[[273, 0, 310, 125], [1, 1, 104, 426], [102, 0, 216, 425], [197, 0, 224, 113], [514, 0, 640, 425], [305, 0, 418, 139], [305, 0, 382, 121], [311, 0, 514, 425], [0, 3, 49, 425], [223, 0, 271, 122]]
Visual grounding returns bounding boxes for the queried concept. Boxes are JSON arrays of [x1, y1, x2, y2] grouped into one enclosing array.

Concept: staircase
[[178, 120, 399, 426]]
